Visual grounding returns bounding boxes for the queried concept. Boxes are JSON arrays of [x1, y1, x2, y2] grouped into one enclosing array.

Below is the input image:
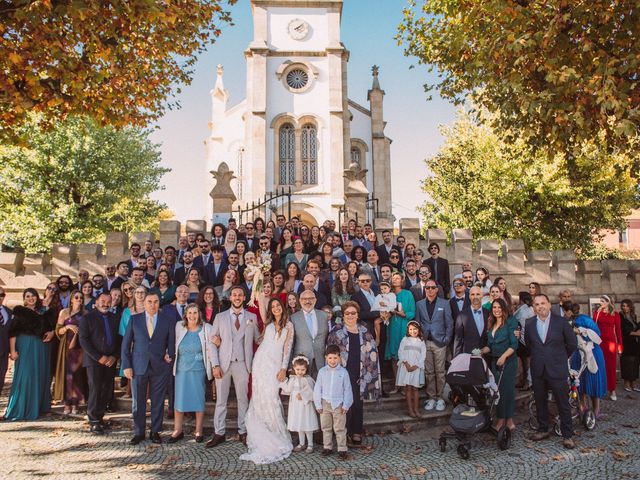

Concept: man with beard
[[56, 275, 73, 308]]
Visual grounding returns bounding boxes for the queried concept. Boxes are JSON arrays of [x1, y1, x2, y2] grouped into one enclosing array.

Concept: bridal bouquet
[[249, 254, 272, 304]]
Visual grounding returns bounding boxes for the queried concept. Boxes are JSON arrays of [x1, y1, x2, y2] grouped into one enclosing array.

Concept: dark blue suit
[[121, 311, 175, 436], [0, 305, 13, 393], [525, 313, 577, 438]]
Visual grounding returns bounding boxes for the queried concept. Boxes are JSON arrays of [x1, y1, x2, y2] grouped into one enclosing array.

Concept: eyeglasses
[[453, 282, 464, 287], [46, 286, 57, 291], [390, 255, 399, 259], [343, 311, 358, 316], [419, 272, 430, 276], [359, 279, 372, 283]]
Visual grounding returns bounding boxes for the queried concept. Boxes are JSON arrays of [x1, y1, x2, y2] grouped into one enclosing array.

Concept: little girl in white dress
[[396, 321, 427, 418], [280, 355, 319, 452]]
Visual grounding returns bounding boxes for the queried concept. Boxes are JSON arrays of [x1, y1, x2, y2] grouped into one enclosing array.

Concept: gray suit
[[210, 309, 259, 436], [291, 309, 329, 378]]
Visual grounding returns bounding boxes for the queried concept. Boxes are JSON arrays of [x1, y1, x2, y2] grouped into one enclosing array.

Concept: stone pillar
[[160, 220, 181, 249], [51, 244, 77, 276], [0, 252, 25, 276], [526, 250, 553, 285], [24, 254, 50, 276], [452, 229, 473, 266], [186, 221, 207, 235], [374, 218, 394, 241], [131, 232, 154, 245], [577, 260, 603, 294], [425, 229, 448, 258], [344, 162, 369, 224], [551, 250, 577, 285], [477, 239, 501, 275], [502, 239, 526, 274], [105, 232, 129, 265], [368, 66, 392, 220], [209, 162, 237, 220], [399, 218, 420, 248], [77, 243, 103, 274], [602, 259, 634, 297]]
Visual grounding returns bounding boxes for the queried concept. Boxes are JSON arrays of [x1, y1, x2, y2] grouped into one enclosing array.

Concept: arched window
[[301, 123, 317, 185], [350, 146, 361, 166], [279, 123, 295, 185]]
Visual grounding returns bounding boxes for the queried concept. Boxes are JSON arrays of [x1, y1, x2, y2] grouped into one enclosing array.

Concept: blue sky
[[150, 0, 456, 222]]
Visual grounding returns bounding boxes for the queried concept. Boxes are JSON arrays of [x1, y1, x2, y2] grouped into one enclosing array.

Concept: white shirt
[[536, 313, 551, 343], [313, 364, 354, 410]]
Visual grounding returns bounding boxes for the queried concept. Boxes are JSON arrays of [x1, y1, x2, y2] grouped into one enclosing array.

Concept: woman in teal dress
[[169, 304, 213, 443], [150, 270, 176, 307], [481, 298, 518, 432], [385, 272, 417, 389], [4, 288, 56, 421]]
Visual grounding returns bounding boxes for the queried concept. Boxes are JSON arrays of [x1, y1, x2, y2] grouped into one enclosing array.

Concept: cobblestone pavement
[[1, 389, 639, 480]]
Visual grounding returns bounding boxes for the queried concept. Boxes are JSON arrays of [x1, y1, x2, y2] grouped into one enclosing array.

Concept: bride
[[239, 297, 294, 464]]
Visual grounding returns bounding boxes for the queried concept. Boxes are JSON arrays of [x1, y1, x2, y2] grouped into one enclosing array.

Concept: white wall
[[268, 7, 330, 52]]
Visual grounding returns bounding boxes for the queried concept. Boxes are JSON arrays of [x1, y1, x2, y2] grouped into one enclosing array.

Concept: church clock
[[287, 19, 310, 40]]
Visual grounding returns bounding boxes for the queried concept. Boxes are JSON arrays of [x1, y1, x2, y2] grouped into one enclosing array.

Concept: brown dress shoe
[[563, 438, 576, 449], [205, 434, 226, 448], [530, 431, 550, 441]]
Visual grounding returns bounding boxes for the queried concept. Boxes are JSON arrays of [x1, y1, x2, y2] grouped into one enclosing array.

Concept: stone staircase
[[53, 379, 531, 435]]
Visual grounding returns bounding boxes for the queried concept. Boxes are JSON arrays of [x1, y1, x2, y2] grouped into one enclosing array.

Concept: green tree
[[398, 0, 640, 163], [422, 110, 638, 252], [0, 116, 169, 252], [0, 0, 236, 140]]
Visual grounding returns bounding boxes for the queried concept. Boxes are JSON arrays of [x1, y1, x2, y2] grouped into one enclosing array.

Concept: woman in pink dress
[[593, 295, 623, 400]]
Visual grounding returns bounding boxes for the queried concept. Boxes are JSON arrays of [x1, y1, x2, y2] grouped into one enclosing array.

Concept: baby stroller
[[527, 344, 597, 435], [439, 353, 511, 460]]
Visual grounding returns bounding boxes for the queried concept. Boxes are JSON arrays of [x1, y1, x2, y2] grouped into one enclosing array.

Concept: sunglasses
[[453, 283, 464, 287], [390, 255, 399, 259], [359, 279, 372, 283]]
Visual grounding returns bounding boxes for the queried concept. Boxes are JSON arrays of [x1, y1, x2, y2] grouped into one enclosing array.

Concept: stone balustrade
[[0, 218, 638, 309]]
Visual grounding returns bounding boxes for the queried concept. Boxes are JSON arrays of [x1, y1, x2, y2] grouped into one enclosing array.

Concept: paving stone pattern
[[1, 390, 639, 479]]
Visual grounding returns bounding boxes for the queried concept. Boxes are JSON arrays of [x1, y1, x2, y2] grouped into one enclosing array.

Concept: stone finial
[[344, 162, 368, 194], [210, 162, 237, 214], [371, 65, 381, 90]]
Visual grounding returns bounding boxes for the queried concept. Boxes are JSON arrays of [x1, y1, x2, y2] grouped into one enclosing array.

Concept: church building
[[204, 0, 393, 226]]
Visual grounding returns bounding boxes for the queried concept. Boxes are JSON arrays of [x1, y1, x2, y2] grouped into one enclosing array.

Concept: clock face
[[288, 19, 310, 40]]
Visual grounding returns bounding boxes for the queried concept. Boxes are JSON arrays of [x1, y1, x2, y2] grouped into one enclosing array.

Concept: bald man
[[453, 286, 489, 356]]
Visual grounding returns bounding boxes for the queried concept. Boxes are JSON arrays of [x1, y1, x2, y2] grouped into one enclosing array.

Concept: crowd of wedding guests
[[0, 215, 639, 453]]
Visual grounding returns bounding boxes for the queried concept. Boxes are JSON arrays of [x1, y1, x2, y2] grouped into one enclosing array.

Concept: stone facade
[[1, 220, 638, 310]]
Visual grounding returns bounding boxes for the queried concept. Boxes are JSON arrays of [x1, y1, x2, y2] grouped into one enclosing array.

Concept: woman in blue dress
[[385, 272, 416, 391], [566, 303, 607, 418], [169, 304, 214, 443], [4, 288, 56, 421]]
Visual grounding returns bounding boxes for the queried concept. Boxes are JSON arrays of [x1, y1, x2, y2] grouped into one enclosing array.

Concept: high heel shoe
[[195, 434, 204, 443]]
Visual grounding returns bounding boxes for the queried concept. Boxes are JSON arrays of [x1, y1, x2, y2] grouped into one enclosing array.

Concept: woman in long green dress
[[385, 272, 416, 390], [481, 298, 518, 431], [4, 288, 56, 421]]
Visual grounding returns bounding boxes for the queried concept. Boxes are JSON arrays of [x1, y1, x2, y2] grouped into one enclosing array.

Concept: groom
[[207, 286, 259, 448]]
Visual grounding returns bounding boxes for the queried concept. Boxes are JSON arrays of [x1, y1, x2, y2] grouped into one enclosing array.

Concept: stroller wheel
[[553, 421, 562, 437], [497, 427, 511, 450], [582, 410, 596, 431], [528, 416, 539, 431], [457, 444, 470, 460], [439, 437, 447, 452]]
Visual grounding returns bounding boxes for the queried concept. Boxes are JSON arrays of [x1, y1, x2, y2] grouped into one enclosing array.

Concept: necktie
[[433, 260, 438, 281], [178, 304, 184, 318], [147, 315, 154, 337], [306, 312, 314, 338], [234, 312, 241, 330], [102, 314, 113, 348]]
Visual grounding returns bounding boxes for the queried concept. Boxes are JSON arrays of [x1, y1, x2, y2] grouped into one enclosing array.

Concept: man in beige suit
[[206, 286, 259, 448]]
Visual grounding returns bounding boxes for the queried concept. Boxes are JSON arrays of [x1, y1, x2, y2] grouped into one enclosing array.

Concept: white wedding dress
[[239, 322, 294, 465]]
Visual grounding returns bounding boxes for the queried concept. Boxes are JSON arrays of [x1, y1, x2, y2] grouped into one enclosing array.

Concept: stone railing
[[1, 219, 638, 309]]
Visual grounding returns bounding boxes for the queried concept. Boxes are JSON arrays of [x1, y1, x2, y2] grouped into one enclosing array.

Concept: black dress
[[345, 331, 362, 436], [620, 313, 640, 381]]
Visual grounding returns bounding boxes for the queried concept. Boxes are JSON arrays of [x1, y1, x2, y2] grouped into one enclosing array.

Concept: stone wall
[[1, 219, 638, 309]]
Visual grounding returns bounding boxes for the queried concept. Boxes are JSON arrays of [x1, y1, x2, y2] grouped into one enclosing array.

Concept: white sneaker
[[435, 399, 446, 411], [424, 399, 436, 411], [610, 392, 617, 401]]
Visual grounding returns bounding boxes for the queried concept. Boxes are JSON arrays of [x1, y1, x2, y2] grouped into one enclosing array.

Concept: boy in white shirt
[[313, 345, 353, 459]]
